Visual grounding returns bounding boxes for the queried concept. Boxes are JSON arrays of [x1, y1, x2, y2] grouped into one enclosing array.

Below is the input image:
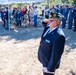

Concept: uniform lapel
[[42, 27, 59, 44], [44, 27, 59, 39], [42, 27, 49, 38]]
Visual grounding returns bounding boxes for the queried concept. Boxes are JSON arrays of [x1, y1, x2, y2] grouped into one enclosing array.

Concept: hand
[[42, 19, 50, 23]]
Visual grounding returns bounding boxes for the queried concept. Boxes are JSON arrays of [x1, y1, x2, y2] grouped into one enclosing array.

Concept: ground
[[0, 21, 76, 75]]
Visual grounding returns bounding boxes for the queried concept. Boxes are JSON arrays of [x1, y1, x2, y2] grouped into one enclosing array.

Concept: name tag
[[45, 39, 50, 43]]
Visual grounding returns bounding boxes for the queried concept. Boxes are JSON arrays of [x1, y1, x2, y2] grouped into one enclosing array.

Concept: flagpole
[[8, 1, 10, 30]]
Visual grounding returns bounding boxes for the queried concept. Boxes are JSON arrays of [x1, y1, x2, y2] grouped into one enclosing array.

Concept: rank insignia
[[53, 13, 57, 18]]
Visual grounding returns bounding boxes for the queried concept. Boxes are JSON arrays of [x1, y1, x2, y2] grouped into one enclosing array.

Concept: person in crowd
[[24, 6, 28, 15], [55, 5, 60, 13], [23, 6, 28, 26], [50, 6, 56, 13], [45, 6, 50, 19], [32, 3, 35, 9], [38, 11, 65, 75], [5, 7, 9, 30], [16, 7, 22, 27], [68, 6, 74, 29], [42, 5, 45, 16], [73, 6, 76, 31], [28, 6, 31, 26], [8, 7, 13, 27], [12, 7, 18, 26], [33, 6, 38, 27], [1, 8, 7, 28], [28, 7, 34, 26], [62, 5, 68, 28], [21, 7, 25, 21], [24, 6, 28, 21], [8, 7, 13, 18], [59, 6, 63, 14]]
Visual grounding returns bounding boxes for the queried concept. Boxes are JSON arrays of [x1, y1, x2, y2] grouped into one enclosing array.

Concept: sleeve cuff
[[42, 67, 55, 74]]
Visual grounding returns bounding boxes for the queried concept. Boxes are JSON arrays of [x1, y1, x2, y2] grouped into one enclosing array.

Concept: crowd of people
[[0, 4, 76, 31], [0, 4, 39, 30], [42, 5, 76, 32]]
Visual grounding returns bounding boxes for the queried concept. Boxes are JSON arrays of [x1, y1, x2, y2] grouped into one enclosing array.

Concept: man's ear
[[57, 20, 61, 26]]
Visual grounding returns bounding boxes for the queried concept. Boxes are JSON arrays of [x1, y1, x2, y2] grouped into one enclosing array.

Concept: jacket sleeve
[[47, 36, 65, 72], [42, 21, 48, 27]]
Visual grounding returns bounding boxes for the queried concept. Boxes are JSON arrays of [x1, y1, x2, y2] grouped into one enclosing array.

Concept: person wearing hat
[[38, 11, 65, 75]]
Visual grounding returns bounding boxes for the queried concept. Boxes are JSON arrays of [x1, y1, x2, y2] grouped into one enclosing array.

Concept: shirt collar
[[49, 26, 59, 33]]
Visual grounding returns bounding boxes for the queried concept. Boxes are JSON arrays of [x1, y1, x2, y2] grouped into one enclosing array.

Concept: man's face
[[49, 18, 61, 28]]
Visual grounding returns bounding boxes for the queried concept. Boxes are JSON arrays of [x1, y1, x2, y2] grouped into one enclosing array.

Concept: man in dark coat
[[5, 8, 9, 30], [1, 9, 7, 28], [38, 11, 65, 75], [16, 7, 22, 27]]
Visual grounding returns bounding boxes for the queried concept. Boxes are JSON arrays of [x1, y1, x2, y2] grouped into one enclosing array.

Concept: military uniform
[[73, 7, 76, 31], [38, 12, 65, 75], [68, 7, 74, 29], [59, 6, 63, 14], [62, 6, 68, 28]]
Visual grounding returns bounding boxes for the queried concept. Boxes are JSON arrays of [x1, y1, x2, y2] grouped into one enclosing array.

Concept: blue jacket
[[1, 11, 6, 20], [16, 11, 22, 20], [38, 25, 65, 72], [69, 8, 74, 18], [63, 8, 68, 19], [74, 8, 76, 19]]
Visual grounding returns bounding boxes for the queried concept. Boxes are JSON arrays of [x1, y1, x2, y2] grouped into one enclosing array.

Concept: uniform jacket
[[62, 8, 68, 19], [74, 8, 76, 19], [38, 24, 65, 72], [69, 8, 74, 18]]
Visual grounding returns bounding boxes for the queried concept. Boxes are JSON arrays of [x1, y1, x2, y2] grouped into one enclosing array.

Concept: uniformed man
[[5, 7, 9, 30], [38, 11, 65, 75], [68, 6, 74, 29], [16, 7, 22, 27], [1, 8, 6, 28], [45, 6, 50, 19], [55, 5, 60, 13], [33, 6, 38, 27], [59, 6, 63, 14], [73, 6, 76, 31], [62, 5, 68, 28]]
